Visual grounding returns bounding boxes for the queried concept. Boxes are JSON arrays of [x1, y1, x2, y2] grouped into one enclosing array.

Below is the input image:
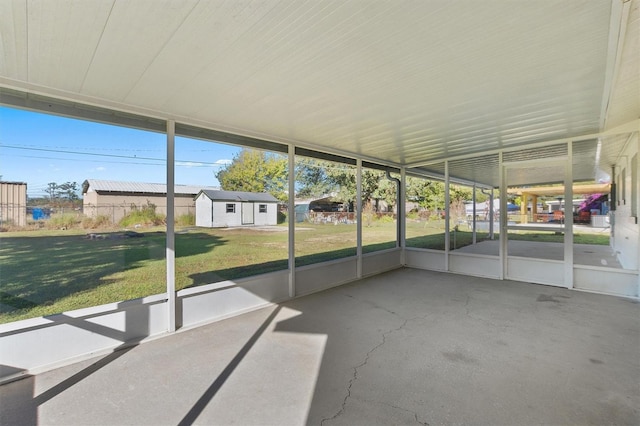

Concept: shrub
[[82, 215, 112, 229], [277, 211, 287, 224], [48, 213, 80, 229], [375, 214, 395, 223], [176, 213, 195, 227], [406, 211, 419, 220], [120, 201, 165, 227]]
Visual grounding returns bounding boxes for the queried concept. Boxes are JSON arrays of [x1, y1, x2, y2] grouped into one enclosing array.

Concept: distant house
[[82, 179, 218, 223], [195, 190, 279, 227], [0, 181, 27, 227]]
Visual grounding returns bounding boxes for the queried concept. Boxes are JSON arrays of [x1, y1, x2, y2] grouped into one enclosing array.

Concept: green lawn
[[0, 220, 609, 323]]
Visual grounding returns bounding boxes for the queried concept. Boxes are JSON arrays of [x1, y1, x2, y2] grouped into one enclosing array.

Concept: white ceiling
[[0, 0, 638, 187]]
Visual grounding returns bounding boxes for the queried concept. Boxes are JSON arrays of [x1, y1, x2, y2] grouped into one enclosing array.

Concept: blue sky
[[0, 107, 239, 197]]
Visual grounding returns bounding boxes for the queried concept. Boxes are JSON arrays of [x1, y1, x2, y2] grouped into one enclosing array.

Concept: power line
[[1, 143, 163, 161], [0, 145, 227, 167], [2, 154, 166, 167]]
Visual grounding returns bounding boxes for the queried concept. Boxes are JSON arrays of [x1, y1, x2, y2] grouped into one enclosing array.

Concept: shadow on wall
[[0, 297, 153, 424]]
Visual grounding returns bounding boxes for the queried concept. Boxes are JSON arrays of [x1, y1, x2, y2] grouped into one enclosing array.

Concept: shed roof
[[197, 190, 279, 203], [83, 179, 217, 196]]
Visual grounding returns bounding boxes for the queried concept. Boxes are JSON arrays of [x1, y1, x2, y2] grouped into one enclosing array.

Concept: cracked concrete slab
[[1, 268, 638, 425]]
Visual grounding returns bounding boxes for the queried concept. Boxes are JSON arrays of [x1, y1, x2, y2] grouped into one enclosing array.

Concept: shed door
[[242, 202, 254, 225]]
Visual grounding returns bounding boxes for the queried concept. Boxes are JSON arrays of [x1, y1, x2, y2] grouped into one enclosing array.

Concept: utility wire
[[0, 144, 227, 167]]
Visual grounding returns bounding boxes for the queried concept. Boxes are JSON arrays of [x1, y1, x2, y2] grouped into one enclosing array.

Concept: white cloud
[[176, 161, 205, 168], [175, 159, 232, 168]]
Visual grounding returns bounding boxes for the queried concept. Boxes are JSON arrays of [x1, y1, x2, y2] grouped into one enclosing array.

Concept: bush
[[48, 213, 80, 229], [277, 211, 287, 224], [176, 213, 195, 227], [406, 211, 419, 220], [375, 214, 395, 223], [82, 215, 112, 229], [120, 201, 165, 227]]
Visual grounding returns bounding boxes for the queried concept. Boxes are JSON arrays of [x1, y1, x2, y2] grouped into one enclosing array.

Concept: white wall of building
[[612, 133, 639, 271], [254, 202, 277, 226], [195, 193, 213, 227], [196, 195, 277, 228], [212, 201, 242, 227]]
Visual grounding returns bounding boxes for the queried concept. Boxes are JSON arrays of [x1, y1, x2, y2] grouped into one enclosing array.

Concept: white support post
[[444, 161, 450, 270], [472, 183, 477, 245], [288, 145, 296, 297], [166, 120, 176, 332], [400, 167, 406, 265], [356, 159, 362, 279], [499, 152, 506, 280], [489, 189, 495, 240], [564, 142, 574, 289]]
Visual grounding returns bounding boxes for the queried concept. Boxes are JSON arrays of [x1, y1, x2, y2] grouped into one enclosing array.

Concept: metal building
[[0, 181, 27, 227]]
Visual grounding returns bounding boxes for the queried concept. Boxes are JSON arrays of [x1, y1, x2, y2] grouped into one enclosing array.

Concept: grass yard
[[0, 223, 396, 323], [0, 220, 609, 323]]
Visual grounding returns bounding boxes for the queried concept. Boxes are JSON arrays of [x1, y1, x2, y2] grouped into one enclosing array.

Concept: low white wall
[[0, 270, 292, 384], [362, 248, 402, 277], [178, 270, 290, 329], [449, 253, 501, 279], [295, 257, 358, 296], [507, 257, 565, 287], [574, 266, 639, 298], [0, 295, 168, 384], [0, 258, 367, 384], [404, 248, 446, 271]]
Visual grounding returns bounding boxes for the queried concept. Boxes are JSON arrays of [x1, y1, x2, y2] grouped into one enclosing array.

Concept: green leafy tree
[[45, 182, 60, 201], [58, 181, 79, 201], [406, 177, 474, 212], [296, 159, 399, 211], [216, 149, 288, 201], [295, 158, 335, 199]]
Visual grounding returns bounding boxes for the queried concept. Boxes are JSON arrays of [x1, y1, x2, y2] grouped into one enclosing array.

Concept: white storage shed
[[195, 190, 279, 228]]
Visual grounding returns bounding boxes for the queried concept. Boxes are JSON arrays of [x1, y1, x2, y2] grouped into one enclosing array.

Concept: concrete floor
[[1, 268, 639, 425]]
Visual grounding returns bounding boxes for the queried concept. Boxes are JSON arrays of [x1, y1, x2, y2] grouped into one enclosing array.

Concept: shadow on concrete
[[176, 306, 282, 426], [0, 298, 152, 425]]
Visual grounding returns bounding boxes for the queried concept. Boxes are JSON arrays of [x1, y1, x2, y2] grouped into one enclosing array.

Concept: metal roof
[[83, 179, 217, 195], [0, 181, 27, 186], [1, 0, 638, 186], [198, 190, 279, 203]]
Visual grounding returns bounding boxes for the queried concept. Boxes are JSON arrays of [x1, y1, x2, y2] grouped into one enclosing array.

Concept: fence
[[83, 203, 195, 224], [0, 202, 27, 227]]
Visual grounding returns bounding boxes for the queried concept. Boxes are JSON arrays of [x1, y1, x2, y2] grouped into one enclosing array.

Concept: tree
[[406, 177, 474, 212], [295, 158, 335, 199], [295, 159, 399, 211], [58, 182, 79, 201], [216, 149, 288, 202], [45, 182, 60, 201], [45, 181, 79, 202]]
